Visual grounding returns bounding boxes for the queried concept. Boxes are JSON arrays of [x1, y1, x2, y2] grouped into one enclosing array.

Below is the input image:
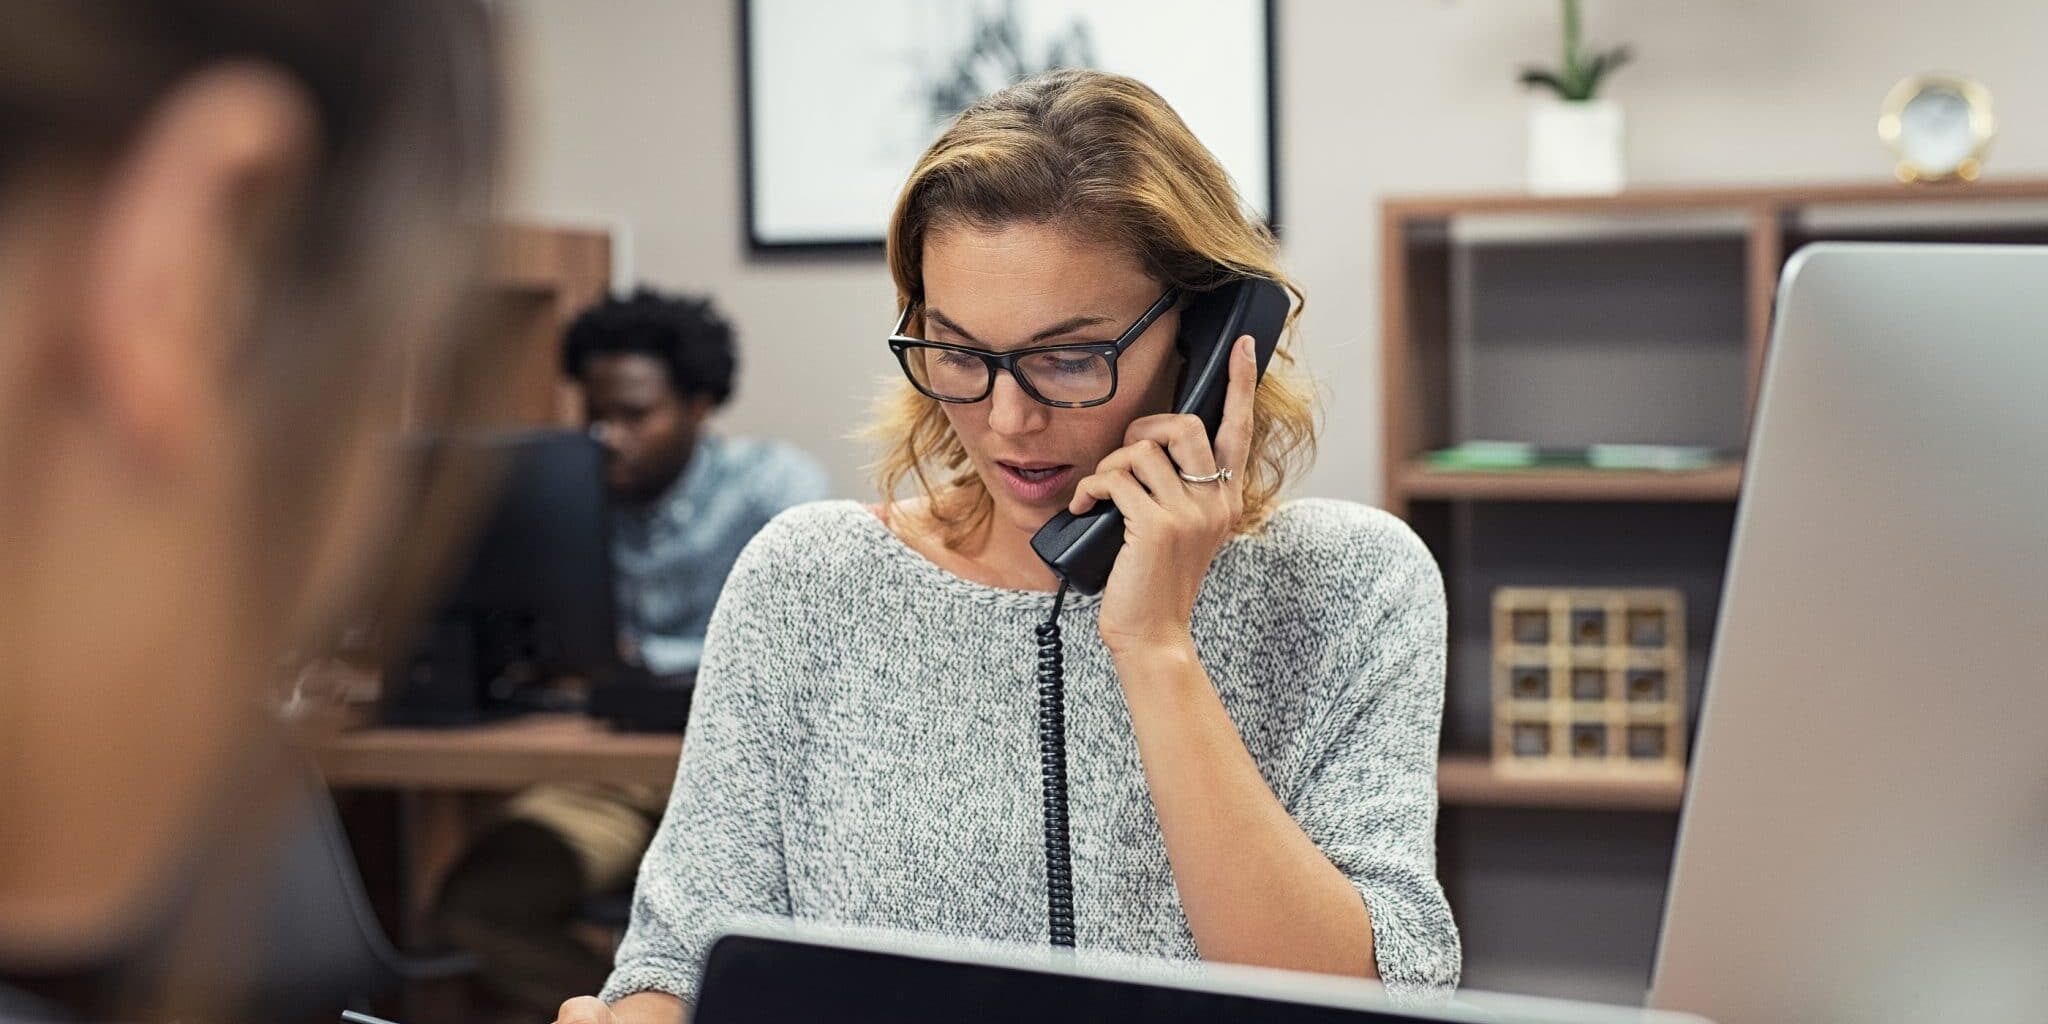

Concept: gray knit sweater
[[601, 498, 1460, 1003]]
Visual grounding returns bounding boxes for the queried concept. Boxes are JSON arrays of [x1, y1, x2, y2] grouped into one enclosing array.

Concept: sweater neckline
[[834, 500, 1107, 612]]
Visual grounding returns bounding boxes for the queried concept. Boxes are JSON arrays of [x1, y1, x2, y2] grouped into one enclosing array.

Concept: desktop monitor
[[382, 429, 627, 725], [1650, 244, 2048, 1021]]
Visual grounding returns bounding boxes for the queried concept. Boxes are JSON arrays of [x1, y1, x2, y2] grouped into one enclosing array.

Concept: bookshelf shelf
[[1399, 461, 1743, 503], [1437, 754, 1684, 812]]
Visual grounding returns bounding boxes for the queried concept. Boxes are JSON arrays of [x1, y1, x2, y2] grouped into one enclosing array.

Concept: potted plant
[[1520, 0, 1632, 195]]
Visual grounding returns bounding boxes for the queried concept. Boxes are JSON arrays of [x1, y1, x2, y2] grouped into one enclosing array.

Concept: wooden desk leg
[[393, 792, 493, 1024], [396, 790, 473, 949]]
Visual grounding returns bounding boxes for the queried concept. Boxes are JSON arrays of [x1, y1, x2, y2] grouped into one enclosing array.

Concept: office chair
[[10, 742, 474, 1023], [215, 749, 479, 1019]]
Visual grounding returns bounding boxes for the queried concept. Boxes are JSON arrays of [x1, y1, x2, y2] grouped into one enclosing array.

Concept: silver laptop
[[1650, 244, 2048, 1022]]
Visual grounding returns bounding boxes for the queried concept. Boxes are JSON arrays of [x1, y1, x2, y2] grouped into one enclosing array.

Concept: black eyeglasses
[[887, 288, 1179, 408]]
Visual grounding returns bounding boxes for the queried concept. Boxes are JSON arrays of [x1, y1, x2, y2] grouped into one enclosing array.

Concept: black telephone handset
[[1029, 277, 1291, 594], [1021, 276, 1290, 949]]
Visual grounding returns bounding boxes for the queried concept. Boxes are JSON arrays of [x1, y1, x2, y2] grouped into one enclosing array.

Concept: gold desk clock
[[1879, 73, 1996, 183]]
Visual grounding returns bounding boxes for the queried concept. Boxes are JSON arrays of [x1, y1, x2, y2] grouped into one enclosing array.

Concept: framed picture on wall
[[740, 0, 1278, 253]]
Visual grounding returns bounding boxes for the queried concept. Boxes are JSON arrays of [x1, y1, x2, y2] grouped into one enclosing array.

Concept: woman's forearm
[[1110, 637, 1377, 978]]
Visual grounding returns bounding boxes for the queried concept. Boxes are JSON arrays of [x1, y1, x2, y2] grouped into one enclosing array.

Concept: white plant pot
[[1527, 98, 1625, 196]]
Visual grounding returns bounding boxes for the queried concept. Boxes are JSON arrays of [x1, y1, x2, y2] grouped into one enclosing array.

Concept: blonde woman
[[562, 68, 1458, 1024]]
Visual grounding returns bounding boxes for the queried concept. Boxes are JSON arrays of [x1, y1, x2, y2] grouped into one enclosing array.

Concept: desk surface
[[318, 715, 1681, 811], [316, 713, 681, 791]]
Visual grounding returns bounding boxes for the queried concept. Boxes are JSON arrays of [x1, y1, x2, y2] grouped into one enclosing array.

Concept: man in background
[[571, 288, 829, 675], [434, 288, 827, 1015]]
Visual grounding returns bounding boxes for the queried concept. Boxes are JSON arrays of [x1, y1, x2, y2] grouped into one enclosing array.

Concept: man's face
[[579, 352, 708, 503]]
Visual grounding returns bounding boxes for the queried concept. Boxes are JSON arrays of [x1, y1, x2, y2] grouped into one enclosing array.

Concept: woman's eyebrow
[[926, 307, 1116, 347]]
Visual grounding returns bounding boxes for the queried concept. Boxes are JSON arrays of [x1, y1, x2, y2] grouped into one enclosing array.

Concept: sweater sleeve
[[1283, 510, 1461, 996], [600, 523, 799, 1006]]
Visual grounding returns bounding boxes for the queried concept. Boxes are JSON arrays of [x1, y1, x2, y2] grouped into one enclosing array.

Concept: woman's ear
[[76, 63, 315, 475]]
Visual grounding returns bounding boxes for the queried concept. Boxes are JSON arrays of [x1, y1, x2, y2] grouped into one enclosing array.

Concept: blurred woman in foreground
[[0, 1, 499, 1018]]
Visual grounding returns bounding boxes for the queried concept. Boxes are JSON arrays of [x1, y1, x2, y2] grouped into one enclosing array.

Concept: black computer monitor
[[691, 928, 1690, 1024], [381, 429, 625, 726]]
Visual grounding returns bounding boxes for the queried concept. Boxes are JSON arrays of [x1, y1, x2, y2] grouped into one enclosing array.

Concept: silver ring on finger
[[1177, 466, 1232, 485]]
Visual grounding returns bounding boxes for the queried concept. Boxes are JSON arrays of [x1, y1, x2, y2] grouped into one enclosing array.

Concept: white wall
[[504, 0, 2048, 504]]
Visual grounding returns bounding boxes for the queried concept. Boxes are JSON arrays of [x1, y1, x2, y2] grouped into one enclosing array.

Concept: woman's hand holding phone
[[1068, 334, 1257, 665]]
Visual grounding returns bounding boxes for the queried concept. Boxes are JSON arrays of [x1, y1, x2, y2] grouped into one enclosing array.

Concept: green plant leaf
[[1519, 68, 1571, 98], [1525, 0, 1628, 101], [1581, 45, 1633, 98], [1567, 62, 1594, 100], [1562, 0, 1582, 79]]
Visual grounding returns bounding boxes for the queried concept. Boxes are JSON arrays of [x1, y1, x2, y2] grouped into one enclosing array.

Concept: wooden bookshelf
[[1379, 178, 2048, 220], [1385, 181, 2048, 1000], [491, 223, 611, 426], [1380, 179, 2048, 519], [398, 223, 611, 431], [1380, 179, 2048, 747]]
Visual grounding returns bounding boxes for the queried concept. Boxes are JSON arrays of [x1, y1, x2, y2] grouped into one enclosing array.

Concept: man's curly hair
[[560, 287, 737, 405]]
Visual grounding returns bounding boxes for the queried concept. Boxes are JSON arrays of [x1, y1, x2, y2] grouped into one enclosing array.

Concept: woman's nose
[[985, 372, 1049, 436]]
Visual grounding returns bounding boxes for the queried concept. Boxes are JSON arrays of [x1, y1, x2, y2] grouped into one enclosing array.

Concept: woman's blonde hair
[[872, 68, 1317, 547]]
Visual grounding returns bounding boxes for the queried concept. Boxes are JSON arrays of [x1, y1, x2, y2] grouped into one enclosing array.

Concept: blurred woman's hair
[[872, 68, 1318, 546], [0, 1, 504, 1011], [1, 0, 506, 645]]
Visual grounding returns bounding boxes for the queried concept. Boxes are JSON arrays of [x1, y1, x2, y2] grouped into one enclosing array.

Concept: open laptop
[[1650, 244, 2048, 1021], [693, 923, 1707, 1024]]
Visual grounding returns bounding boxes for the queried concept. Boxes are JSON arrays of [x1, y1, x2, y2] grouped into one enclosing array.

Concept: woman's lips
[[994, 460, 1077, 503]]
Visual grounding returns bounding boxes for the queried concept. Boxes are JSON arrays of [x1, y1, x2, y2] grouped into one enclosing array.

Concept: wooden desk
[[316, 712, 682, 791], [315, 714, 1681, 816], [316, 714, 1684, 954], [315, 713, 681, 945]]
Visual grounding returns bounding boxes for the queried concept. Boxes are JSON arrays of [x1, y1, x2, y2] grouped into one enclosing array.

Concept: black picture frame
[[738, 0, 1280, 256]]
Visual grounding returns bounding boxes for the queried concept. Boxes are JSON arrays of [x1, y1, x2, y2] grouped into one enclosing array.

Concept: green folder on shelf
[[1426, 441, 1724, 472]]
